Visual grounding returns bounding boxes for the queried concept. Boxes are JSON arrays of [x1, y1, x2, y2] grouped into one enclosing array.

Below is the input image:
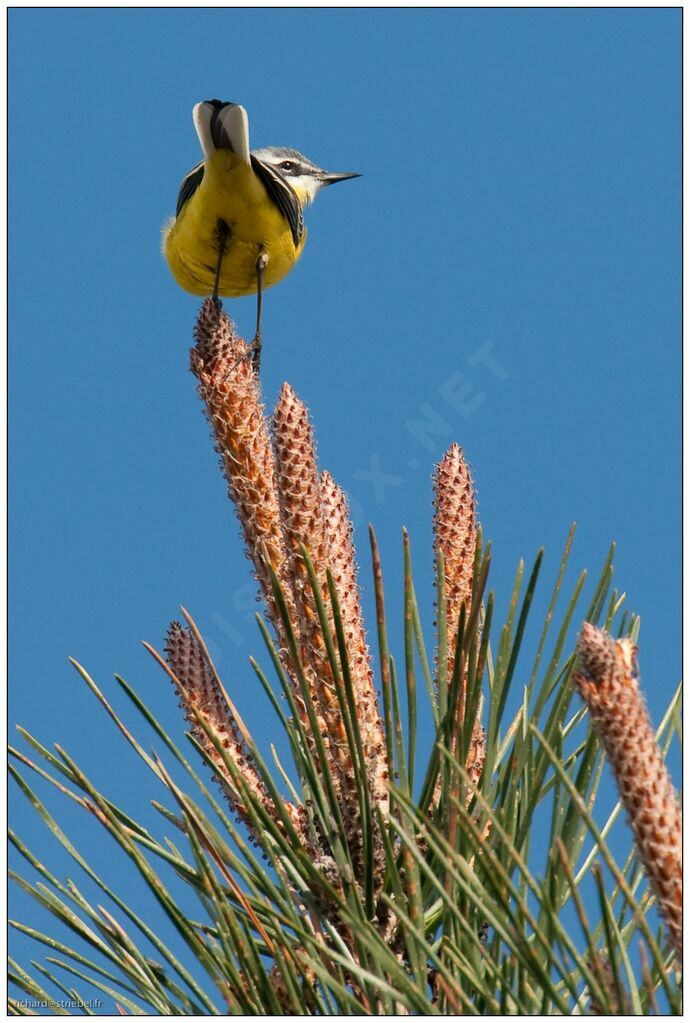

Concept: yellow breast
[[164, 151, 306, 298]]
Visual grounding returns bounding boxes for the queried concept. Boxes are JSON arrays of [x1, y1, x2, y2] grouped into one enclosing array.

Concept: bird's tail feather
[[193, 100, 250, 165]]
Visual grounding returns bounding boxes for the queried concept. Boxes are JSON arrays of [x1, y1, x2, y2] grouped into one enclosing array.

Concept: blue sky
[[10, 8, 680, 1009]]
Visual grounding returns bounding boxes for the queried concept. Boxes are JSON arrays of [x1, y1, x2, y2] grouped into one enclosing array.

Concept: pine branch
[[164, 621, 307, 844], [320, 470, 388, 815], [190, 300, 295, 644], [573, 623, 682, 961], [433, 443, 485, 798]]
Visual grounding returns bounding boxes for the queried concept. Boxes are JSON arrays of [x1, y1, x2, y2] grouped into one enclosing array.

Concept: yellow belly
[[163, 150, 306, 297]]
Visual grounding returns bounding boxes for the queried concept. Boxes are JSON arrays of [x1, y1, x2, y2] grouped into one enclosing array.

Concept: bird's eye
[[279, 160, 295, 172]]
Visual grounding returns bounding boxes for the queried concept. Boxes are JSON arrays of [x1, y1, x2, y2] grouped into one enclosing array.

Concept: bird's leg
[[225, 249, 269, 379], [248, 249, 269, 373], [211, 220, 230, 307]]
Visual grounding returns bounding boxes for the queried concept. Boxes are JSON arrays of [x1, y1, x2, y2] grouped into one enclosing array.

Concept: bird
[[163, 100, 360, 370]]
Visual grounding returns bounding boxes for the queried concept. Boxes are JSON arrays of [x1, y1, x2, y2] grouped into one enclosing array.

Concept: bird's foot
[[248, 333, 262, 374], [224, 334, 262, 382]]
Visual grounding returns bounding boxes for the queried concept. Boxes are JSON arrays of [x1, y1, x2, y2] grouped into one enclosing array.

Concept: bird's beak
[[320, 171, 361, 186]]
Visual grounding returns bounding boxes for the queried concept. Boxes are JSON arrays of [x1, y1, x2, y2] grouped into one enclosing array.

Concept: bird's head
[[252, 146, 360, 205]]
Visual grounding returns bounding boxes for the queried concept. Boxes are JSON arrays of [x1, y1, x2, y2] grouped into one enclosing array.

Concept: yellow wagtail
[[163, 100, 360, 369]]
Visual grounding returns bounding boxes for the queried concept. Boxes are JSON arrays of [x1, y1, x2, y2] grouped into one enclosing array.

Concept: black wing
[[175, 161, 205, 216], [250, 155, 304, 247]]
